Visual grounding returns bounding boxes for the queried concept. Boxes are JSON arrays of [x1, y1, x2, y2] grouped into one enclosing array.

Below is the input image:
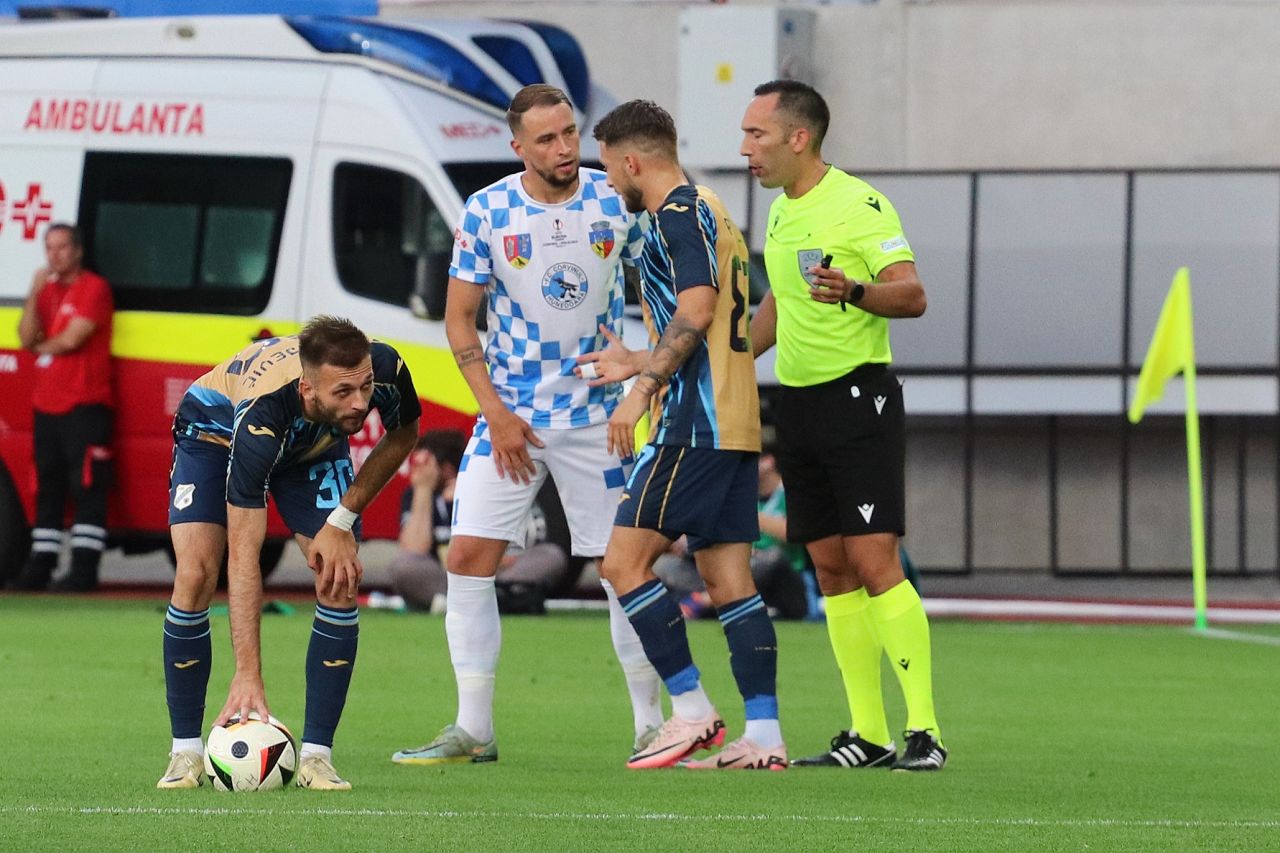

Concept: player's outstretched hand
[[215, 671, 270, 727], [608, 392, 647, 459], [808, 263, 853, 304], [489, 408, 543, 485], [310, 524, 363, 599], [576, 323, 641, 387]]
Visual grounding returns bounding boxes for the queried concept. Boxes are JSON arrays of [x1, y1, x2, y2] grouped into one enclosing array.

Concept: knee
[[172, 557, 219, 607], [445, 539, 500, 577]]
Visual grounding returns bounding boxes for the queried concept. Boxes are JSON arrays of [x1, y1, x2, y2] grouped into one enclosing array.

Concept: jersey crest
[[504, 234, 532, 269], [542, 262, 588, 310], [589, 220, 615, 259]]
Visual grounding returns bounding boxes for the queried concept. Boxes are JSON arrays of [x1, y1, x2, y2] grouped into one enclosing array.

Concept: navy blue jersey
[[174, 337, 420, 508], [636, 184, 760, 451]]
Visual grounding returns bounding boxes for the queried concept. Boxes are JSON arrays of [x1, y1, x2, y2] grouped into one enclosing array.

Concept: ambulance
[[0, 13, 611, 578]]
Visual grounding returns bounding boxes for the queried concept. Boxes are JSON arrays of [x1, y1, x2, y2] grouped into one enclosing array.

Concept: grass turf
[[1, 596, 1278, 851]]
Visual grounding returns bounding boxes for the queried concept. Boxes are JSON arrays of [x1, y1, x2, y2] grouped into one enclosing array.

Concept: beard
[[533, 159, 579, 190], [310, 397, 368, 435], [620, 184, 645, 214]]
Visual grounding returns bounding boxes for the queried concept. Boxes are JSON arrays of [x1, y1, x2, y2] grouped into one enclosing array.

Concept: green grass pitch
[[1, 596, 1278, 851]]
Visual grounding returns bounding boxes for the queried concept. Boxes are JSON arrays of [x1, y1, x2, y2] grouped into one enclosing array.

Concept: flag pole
[[1183, 336, 1208, 631]]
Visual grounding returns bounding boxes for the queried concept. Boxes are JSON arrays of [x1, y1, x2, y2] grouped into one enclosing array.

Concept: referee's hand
[[807, 263, 852, 304]]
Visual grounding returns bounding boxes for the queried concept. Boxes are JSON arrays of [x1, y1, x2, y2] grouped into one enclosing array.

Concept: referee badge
[[797, 248, 824, 285]]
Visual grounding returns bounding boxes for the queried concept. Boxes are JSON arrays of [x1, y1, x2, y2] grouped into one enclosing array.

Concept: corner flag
[[1128, 267, 1194, 424], [1128, 267, 1207, 629]]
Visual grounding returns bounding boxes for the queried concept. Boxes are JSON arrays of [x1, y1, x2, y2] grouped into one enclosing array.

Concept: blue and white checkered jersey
[[450, 168, 645, 429]]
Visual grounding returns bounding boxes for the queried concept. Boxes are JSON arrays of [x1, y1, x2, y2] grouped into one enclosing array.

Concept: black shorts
[[614, 444, 759, 552], [775, 364, 905, 542]]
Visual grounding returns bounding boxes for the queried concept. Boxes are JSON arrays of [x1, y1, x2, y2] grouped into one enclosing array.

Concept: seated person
[[392, 429, 568, 613]]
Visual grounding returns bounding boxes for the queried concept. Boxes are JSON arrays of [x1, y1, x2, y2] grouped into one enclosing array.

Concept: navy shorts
[[614, 444, 759, 552], [168, 435, 357, 539]]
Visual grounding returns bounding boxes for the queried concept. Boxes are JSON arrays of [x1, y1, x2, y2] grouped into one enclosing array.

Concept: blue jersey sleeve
[[449, 192, 493, 285], [370, 342, 422, 431], [655, 192, 719, 294], [226, 391, 291, 508]]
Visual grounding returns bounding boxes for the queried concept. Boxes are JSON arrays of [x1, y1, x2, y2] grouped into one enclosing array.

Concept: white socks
[[446, 572, 501, 743], [670, 683, 715, 722], [172, 737, 203, 755], [601, 579, 664, 737], [744, 719, 784, 748], [299, 743, 332, 762]]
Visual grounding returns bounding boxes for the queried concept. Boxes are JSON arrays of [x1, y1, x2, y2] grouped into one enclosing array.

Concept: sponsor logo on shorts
[[874, 395, 887, 414], [858, 503, 875, 524]]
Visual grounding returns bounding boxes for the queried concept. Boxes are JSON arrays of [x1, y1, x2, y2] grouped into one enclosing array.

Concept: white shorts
[[451, 421, 629, 557]]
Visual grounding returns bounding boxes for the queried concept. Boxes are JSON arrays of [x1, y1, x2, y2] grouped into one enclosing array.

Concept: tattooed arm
[[606, 285, 716, 457], [444, 275, 544, 482]]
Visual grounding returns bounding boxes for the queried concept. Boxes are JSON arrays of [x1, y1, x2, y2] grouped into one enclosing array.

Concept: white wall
[[387, 0, 1280, 169]]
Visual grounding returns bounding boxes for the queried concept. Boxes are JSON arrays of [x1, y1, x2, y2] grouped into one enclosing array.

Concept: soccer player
[[157, 315, 421, 790], [740, 80, 946, 770], [390, 84, 662, 766], [584, 99, 785, 771]]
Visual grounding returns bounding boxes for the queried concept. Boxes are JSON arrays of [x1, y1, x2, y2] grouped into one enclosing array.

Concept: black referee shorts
[[775, 364, 905, 543]]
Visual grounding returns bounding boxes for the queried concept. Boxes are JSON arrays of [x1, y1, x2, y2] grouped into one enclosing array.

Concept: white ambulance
[[0, 13, 609, 578]]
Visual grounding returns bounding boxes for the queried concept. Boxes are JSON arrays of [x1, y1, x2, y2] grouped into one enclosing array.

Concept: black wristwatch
[[847, 282, 865, 305]]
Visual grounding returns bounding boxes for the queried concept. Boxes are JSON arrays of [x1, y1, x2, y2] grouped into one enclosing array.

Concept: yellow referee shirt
[[763, 166, 915, 387]]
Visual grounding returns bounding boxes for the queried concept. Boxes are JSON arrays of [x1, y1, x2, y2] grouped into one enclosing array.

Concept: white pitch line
[[923, 598, 1280, 625], [5, 805, 1280, 831], [1192, 627, 1280, 647]]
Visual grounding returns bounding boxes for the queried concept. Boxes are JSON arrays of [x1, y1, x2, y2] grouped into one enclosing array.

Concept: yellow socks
[[824, 588, 891, 746], [869, 579, 941, 741]]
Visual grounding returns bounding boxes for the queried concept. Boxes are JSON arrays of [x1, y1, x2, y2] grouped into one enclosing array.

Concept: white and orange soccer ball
[[204, 713, 297, 792]]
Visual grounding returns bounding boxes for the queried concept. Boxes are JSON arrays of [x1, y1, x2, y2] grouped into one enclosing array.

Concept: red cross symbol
[[11, 182, 53, 241], [0, 180, 7, 237]]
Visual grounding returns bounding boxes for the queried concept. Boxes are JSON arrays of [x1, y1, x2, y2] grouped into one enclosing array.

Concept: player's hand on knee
[[216, 672, 270, 726]]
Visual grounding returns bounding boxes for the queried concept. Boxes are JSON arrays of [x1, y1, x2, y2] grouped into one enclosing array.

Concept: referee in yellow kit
[[741, 79, 946, 771]]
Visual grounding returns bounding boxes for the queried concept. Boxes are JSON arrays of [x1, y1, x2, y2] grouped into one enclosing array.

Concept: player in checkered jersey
[[392, 85, 664, 767]]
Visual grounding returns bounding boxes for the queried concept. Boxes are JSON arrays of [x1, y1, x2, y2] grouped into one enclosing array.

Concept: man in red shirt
[[11, 223, 114, 592]]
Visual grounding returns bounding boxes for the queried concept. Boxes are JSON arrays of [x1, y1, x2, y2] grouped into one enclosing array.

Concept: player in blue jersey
[[157, 316, 420, 791], [582, 100, 785, 770], [391, 85, 663, 767]]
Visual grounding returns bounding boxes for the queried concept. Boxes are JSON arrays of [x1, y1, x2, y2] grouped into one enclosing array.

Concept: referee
[[741, 80, 946, 771]]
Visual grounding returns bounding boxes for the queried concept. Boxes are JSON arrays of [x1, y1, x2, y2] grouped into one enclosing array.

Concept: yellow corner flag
[[1129, 267, 1207, 630], [1128, 267, 1194, 424]]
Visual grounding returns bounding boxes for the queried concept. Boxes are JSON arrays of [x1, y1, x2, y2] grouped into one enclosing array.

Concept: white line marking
[[923, 598, 1280, 625], [4, 805, 1280, 830], [1193, 627, 1280, 647]]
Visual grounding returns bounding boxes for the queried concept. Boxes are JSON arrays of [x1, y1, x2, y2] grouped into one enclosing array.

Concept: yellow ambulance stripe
[[0, 307, 478, 417]]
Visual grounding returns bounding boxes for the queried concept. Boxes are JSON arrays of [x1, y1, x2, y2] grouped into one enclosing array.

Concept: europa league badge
[[797, 248, 824, 285]]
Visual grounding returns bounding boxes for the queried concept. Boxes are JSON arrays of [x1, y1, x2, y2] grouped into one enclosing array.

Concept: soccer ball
[[204, 713, 297, 792]]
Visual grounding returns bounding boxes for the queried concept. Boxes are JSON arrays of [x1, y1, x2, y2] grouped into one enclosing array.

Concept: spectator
[[11, 222, 114, 592]]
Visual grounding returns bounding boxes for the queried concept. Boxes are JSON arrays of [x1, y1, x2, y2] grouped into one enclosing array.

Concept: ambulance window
[[333, 162, 451, 319], [79, 153, 291, 314]]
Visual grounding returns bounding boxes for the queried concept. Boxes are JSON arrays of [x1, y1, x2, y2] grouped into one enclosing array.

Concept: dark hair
[[298, 315, 370, 371], [591, 99, 678, 161], [507, 83, 572, 135], [45, 222, 83, 249], [417, 428, 467, 473], [753, 79, 830, 151]]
